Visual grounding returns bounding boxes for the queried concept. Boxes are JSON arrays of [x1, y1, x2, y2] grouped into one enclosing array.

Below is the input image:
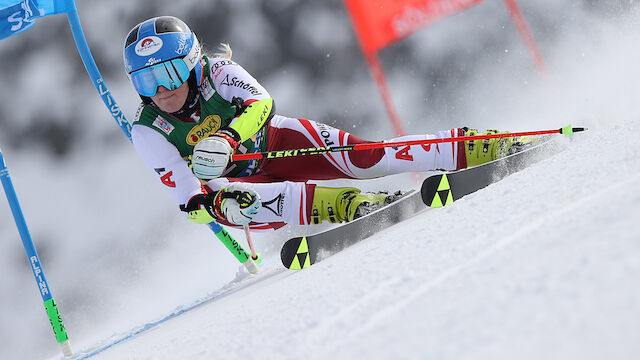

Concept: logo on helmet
[[175, 35, 189, 55], [135, 36, 163, 56], [145, 57, 162, 66]]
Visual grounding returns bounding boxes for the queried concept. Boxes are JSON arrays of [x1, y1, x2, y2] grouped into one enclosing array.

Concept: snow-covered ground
[[1, 2, 639, 360], [76, 119, 639, 360]]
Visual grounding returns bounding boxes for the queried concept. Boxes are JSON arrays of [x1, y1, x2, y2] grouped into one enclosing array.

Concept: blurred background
[[0, 0, 638, 359]]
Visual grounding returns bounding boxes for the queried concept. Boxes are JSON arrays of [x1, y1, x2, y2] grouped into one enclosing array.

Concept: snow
[[78, 122, 640, 360], [1, 2, 639, 360]]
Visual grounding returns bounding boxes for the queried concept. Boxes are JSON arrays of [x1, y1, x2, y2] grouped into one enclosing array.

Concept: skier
[[124, 16, 529, 230]]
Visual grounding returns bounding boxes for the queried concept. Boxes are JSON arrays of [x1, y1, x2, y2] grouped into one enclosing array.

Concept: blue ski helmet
[[124, 16, 202, 97]]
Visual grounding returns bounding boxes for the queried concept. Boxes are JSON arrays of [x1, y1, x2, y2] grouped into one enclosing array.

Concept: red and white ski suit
[[132, 58, 467, 230]]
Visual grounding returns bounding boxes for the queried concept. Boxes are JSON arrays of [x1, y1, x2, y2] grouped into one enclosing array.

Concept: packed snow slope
[[80, 7, 640, 359], [77, 122, 639, 360], [0, 2, 638, 360]]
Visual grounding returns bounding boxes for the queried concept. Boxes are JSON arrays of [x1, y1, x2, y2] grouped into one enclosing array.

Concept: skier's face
[[151, 82, 189, 113]]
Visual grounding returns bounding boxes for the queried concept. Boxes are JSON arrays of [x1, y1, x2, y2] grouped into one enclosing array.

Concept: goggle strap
[[183, 35, 201, 71]]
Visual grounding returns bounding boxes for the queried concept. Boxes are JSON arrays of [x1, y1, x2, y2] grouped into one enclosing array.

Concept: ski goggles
[[130, 58, 191, 97]]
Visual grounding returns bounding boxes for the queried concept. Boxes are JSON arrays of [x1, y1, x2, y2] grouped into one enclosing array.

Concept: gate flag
[[343, 0, 546, 137], [0, 0, 73, 40], [344, 0, 486, 56]]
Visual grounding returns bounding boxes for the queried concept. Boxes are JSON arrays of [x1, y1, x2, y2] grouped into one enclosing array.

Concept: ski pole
[[65, 5, 251, 266], [207, 222, 259, 274], [0, 148, 73, 357], [243, 224, 260, 261], [232, 125, 586, 162]]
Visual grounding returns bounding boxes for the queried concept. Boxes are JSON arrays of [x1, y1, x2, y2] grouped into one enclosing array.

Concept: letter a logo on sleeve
[[154, 168, 176, 187], [160, 172, 176, 187], [395, 146, 414, 161]]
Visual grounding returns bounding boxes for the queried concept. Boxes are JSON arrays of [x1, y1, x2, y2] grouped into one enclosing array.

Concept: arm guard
[[228, 97, 275, 143]]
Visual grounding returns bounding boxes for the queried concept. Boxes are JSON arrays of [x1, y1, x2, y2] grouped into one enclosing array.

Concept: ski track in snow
[[70, 266, 291, 359], [341, 169, 640, 345]]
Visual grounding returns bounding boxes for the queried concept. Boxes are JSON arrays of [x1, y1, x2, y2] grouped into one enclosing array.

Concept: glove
[[192, 134, 236, 180], [180, 184, 260, 226], [216, 183, 261, 226]]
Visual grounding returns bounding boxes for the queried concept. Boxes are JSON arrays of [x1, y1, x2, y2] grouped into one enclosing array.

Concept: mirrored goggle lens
[[130, 59, 191, 97]]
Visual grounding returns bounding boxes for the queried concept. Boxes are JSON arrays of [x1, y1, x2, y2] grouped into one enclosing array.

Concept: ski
[[421, 137, 560, 207], [281, 132, 578, 270], [280, 190, 427, 269]]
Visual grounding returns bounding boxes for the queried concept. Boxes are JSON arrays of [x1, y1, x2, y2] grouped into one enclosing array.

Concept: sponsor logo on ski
[[220, 74, 262, 96], [186, 115, 222, 145], [135, 36, 163, 56]]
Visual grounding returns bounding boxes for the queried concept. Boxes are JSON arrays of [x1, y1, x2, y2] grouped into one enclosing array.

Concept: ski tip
[[280, 236, 312, 270]]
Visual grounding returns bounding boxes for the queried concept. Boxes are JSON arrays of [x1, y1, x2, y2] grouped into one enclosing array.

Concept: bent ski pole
[[232, 125, 586, 162], [0, 149, 73, 357]]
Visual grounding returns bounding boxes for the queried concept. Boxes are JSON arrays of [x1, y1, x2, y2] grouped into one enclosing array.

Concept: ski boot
[[463, 128, 539, 167], [310, 187, 400, 224]]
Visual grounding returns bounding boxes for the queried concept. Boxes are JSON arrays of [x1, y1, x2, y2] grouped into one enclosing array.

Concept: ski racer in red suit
[[124, 16, 527, 230]]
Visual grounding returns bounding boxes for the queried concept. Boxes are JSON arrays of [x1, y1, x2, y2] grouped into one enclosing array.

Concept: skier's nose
[[156, 86, 170, 95]]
